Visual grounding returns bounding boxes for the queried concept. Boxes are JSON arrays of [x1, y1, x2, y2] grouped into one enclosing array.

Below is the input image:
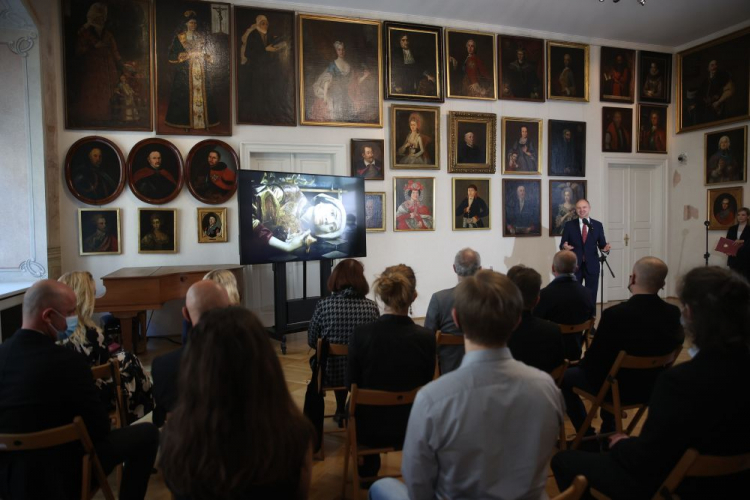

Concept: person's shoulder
[[153, 347, 182, 371], [508, 358, 560, 391]]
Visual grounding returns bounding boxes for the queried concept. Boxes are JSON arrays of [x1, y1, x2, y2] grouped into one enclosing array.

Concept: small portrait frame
[[498, 34, 545, 102], [602, 107, 633, 153], [448, 111, 497, 174], [65, 136, 126, 205], [502, 179, 542, 237], [78, 208, 121, 256], [198, 207, 227, 243], [547, 40, 589, 102], [365, 192, 386, 232], [548, 120, 586, 177], [445, 29, 497, 100], [501, 117, 543, 175], [138, 208, 177, 253], [707, 187, 743, 230], [637, 104, 669, 154], [548, 180, 587, 237], [393, 176, 436, 232], [390, 104, 440, 170], [351, 139, 386, 180], [452, 178, 491, 231], [704, 126, 748, 186], [185, 139, 239, 204], [600, 46, 635, 104], [127, 138, 184, 205], [638, 50, 672, 104], [384, 21, 444, 102]]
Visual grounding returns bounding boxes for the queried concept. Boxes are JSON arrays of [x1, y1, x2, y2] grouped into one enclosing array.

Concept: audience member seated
[[58, 271, 154, 424], [553, 266, 750, 499], [203, 269, 241, 305], [534, 250, 595, 361], [161, 307, 313, 499], [507, 265, 565, 373], [369, 270, 564, 500], [0, 280, 159, 500], [307, 259, 379, 422], [151, 281, 230, 427], [560, 256, 683, 436], [347, 264, 435, 481], [425, 248, 481, 374]]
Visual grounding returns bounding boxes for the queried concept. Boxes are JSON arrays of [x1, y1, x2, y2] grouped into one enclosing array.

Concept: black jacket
[[508, 311, 565, 373], [151, 347, 183, 428], [535, 275, 595, 360], [726, 223, 750, 277]]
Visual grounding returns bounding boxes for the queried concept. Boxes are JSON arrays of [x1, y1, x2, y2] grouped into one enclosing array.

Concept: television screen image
[[238, 170, 367, 265]]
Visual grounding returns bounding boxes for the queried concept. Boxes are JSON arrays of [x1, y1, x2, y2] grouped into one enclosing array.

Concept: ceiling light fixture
[[600, 0, 646, 4]]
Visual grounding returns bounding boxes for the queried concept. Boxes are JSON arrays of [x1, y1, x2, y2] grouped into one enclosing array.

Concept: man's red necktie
[[582, 222, 588, 244]]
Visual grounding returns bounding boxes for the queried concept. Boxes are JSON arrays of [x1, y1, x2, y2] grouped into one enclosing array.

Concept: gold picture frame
[[501, 117, 543, 175], [547, 41, 589, 102], [384, 22, 444, 102], [197, 207, 228, 243], [707, 186, 744, 230], [452, 178, 491, 231], [138, 208, 177, 253], [365, 192, 386, 232], [390, 104, 440, 170], [445, 29, 497, 100], [78, 208, 121, 256], [448, 111, 497, 174], [636, 104, 669, 154], [393, 176, 436, 231]]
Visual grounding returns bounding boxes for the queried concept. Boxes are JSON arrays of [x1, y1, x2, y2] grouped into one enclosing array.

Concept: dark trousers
[[577, 263, 600, 303], [552, 450, 654, 500], [561, 367, 615, 434], [95, 422, 159, 500]]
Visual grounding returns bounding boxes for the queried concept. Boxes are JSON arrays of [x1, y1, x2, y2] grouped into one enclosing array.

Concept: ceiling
[[285, 0, 750, 48]]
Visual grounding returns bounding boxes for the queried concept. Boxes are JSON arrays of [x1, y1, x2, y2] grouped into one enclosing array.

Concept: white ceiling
[[285, 0, 750, 48]]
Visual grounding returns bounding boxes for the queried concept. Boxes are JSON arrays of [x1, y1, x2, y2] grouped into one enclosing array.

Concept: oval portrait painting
[[65, 136, 126, 205], [185, 139, 239, 204], [127, 138, 184, 204]]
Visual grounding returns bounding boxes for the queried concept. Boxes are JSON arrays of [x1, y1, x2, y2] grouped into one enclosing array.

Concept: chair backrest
[[316, 338, 349, 390], [348, 384, 421, 415], [549, 360, 570, 387], [436, 331, 465, 346], [91, 358, 127, 428], [557, 318, 596, 335], [619, 346, 682, 371], [553, 475, 588, 500], [653, 448, 750, 500]]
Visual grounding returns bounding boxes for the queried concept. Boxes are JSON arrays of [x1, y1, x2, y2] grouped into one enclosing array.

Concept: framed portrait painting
[[65, 136, 126, 205], [365, 192, 386, 232], [498, 35, 544, 102], [393, 177, 435, 231], [390, 105, 440, 170], [299, 14, 382, 127], [445, 29, 497, 100], [502, 179, 541, 237], [547, 41, 589, 102], [704, 126, 747, 186], [707, 187, 743, 230], [548, 120, 586, 177], [384, 22, 443, 102], [78, 208, 121, 255], [186, 139, 238, 204], [235, 6, 296, 126], [351, 139, 385, 180], [198, 207, 227, 243], [127, 138, 184, 205], [448, 111, 496, 174], [452, 178, 491, 231], [549, 180, 587, 237], [638, 51, 672, 104], [138, 208, 177, 253], [155, 1, 232, 136], [602, 107, 633, 153], [600, 47, 635, 104], [62, 0, 152, 131], [637, 104, 668, 154], [501, 117, 542, 175], [677, 27, 750, 133]]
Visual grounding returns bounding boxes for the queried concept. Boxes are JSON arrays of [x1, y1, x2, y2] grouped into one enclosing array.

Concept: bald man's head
[[183, 280, 230, 326], [22, 280, 77, 339], [631, 257, 668, 294], [553, 250, 578, 275]]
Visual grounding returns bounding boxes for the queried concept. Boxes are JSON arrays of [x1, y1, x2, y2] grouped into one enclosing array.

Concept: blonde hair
[[58, 271, 100, 343], [203, 269, 240, 305], [372, 264, 416, 311]]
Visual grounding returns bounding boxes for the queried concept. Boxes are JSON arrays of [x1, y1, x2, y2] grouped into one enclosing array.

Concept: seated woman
[[203, 269, 241, 305], [161, 307, 313, 499], [307, 259, 379, 423], [347, 264, 435, 480], [58, 271, 155, 424], [552, 266, 750, 499]]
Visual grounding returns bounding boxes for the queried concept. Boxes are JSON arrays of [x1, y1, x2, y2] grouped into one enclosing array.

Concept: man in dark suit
[[560, 199, 611, 302], [424, 248, 481, 374], [535, 250, 596, 361], [506, 265, 564, 373], [560, 257, 683, 436], [151, 280, 230, 427], [726, 206, 750, 280], [0, 280, 158, 499]]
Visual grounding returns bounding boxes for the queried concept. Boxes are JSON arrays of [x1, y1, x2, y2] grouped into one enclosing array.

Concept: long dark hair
[[160, 307, 311, 498]]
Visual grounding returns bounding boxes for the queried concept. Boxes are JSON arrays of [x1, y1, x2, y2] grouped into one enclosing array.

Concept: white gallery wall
[[30, 0, 749, 333]]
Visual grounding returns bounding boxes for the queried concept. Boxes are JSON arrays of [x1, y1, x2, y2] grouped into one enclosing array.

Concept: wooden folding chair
[[557, 318, 596, 364], [433, 331, 465, 379], [553, 475, 588, 500], [570, 346, 682, 450], [341, 384, 421, 500], [91, 358, 127, 429], [549, 360, 570, 388], [0, 416, 115, 500], [315, 338, 349, 460]]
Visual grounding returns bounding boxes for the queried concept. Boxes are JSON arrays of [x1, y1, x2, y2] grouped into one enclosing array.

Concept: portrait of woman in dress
[[549, 181, 586, 236], [395, 179, 434, 231], [310, 40, 372, 123], [397, 113, 432, 165]]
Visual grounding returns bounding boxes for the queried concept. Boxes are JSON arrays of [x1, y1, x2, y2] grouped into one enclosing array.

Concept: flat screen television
[[238, 170, 367, 265]]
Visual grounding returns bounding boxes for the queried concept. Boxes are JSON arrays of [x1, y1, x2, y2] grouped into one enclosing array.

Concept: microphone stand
[[704, 220, 710, 266], [598, 245, 615, 316]]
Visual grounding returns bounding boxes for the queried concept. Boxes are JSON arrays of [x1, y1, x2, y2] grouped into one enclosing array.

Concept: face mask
[[50, 309, 77, 339]]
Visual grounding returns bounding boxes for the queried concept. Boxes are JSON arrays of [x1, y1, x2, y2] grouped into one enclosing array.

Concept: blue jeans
[[561, 367, 615, 434], [368, 478, 409, 500]]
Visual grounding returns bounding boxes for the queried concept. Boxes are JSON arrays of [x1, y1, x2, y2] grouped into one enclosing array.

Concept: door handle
[[624, 234, 629, 246]]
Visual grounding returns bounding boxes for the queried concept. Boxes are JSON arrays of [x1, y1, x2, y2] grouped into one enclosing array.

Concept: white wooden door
[[606, 163, 665, 302]]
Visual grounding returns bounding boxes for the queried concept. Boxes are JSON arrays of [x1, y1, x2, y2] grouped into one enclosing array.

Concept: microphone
[[582, 218, 593, 228]]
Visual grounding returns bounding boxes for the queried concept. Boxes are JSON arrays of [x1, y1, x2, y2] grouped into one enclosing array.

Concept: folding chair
[[549, 360, 570, 388], [315, 338, 349, 460], [570, 346, 682, 450], [91, 358, 127, 429], [0, 416, 115, 500], [553, 475, 588, 500], [341, 384, 421, 500], [433, 331, 465, 379], [557, 318, 596, 364]]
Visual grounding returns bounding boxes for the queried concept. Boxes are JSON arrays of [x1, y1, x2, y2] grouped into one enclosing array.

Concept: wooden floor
[[97, 303, 691, 499]]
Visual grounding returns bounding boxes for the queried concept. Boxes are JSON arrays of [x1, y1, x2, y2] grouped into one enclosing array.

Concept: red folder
[[715, 237, 744, 256]]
